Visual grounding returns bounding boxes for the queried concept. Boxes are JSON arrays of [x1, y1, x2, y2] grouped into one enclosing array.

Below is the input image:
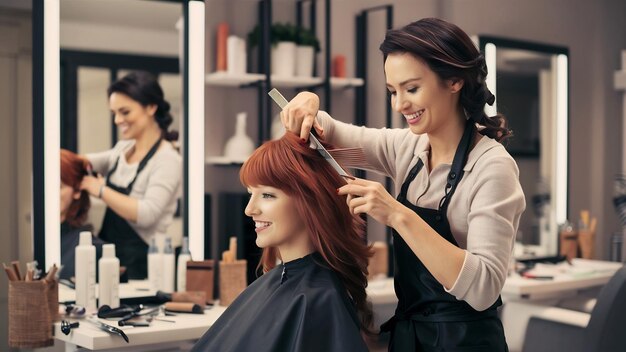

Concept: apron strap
[[106, 138, 162, 194], [437, 121, 474, 213], [397, 121, 474, 211], [397, 159, 424, 203]]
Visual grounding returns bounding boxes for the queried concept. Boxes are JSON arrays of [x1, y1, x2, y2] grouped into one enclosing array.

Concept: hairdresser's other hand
[[80, 174, 105, 198], [280, 91, 324, 141], [338, 178, 405, 227]]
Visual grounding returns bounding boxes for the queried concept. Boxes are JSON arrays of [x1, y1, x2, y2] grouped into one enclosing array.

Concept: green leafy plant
[[296, 27, 320, 52], [247, 22, 298, 48], [247, 23, 320, 52]]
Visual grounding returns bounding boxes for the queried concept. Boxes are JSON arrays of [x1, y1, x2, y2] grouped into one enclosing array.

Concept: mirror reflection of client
[[60, 149, 106, 280], [80, 71, 182, 279], [192, 133, 372, 352]]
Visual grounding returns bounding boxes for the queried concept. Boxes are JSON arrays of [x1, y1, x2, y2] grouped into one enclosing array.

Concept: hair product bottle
[[148, 237, 163, 292], [162, 237, 175, 293], [177, 237, 192, 292], [98, 244, 120, 308], [75, 231, 96, 311]]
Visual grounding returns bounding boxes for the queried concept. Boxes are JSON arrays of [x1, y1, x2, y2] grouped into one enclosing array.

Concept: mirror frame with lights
[[32, 0, 206, 269], [477, 35, 569, 258]]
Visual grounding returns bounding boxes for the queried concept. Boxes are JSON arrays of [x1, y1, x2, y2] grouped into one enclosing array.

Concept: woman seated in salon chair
[[59, 149, 108, 280], [191, 132, 372, 352]]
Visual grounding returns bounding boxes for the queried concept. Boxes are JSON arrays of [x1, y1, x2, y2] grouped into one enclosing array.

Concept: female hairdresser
[[80, 71, 182, 280], [281, 18, 525, 351]]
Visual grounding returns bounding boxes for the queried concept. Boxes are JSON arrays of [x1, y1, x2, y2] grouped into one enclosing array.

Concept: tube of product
[[98, 244, 120, 308], [177, 237, 192, 292], [75, 232, 97, 311], [148, 237, 163, 292], [162, 237, 175, 293]]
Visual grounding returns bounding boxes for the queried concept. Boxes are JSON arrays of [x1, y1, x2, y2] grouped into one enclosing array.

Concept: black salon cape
[[191, 253, 368, 352]]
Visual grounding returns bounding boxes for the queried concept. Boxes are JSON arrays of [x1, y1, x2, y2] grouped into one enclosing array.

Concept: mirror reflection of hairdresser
[[282, 18, 526, 351], [80, 72, 182, 280], [60, 149, 106, 280]]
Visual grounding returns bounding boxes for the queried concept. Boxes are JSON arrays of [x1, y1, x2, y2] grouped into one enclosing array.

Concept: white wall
[[60, 20, 179, 56], [0, 8, 32, 351]]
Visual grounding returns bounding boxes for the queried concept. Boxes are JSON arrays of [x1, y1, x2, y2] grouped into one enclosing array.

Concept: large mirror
[[478, 36, 569, 258], [33, 0, 205, 283]]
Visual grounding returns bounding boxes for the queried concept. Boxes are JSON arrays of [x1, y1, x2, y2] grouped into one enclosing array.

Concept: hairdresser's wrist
[[98, 184, 106, 199], [389, 204, 414, 231]]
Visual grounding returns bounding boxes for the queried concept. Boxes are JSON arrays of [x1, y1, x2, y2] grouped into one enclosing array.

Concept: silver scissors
[[268, 88, 354, 180], [86, 316, 130, 343]]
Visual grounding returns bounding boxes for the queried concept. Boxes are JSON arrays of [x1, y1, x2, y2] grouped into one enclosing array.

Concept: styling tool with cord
[[60, 321, 79, 336], [85, 317, 129, 343], [268, 88, 370, 179]]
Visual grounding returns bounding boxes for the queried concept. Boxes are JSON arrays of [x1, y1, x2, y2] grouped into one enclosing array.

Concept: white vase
[[295, 45, 315, 77], [224, 112, 255, 163], [271, 41, 296, 77]]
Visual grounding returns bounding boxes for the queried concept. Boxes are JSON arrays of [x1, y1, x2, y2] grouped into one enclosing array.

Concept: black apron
[[381, 122, 508, 351], [99, 139, 161, 280]]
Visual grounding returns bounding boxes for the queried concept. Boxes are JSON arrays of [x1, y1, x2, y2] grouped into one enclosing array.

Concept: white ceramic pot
[[271, 41, 296, 77], [295, 45, 315, 77]]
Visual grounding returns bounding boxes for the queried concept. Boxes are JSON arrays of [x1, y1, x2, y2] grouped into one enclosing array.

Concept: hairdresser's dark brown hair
[[108, 71, 179, 141], [380, 17, 511, 142], [240, 132, 374, 334], [61, 149, 91, 228]]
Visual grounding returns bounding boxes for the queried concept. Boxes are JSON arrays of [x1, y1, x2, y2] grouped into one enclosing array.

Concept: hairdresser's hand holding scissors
[[338, 178, 406, 227], [280, 91, 324, 140]]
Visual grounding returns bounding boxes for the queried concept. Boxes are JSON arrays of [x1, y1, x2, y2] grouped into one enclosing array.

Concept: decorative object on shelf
[[224, 112, 255, 163], [216, 22, 229, 72], [272, 41, 297, 77], [295, 45, 315, 77], [295, 27, 320, 77], [248, 23, 298, 77], [333, 54, 346, 78], [227, 35, 247, 75]]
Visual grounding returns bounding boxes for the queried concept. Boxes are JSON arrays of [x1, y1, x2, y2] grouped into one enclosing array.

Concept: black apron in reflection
[[99, 139, 161, 280], [381, 122, 508, 351]]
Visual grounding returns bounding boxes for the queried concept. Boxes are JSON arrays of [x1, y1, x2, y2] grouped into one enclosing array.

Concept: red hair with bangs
[[61, 149, 91, 228], [240, 132, 374, 334]]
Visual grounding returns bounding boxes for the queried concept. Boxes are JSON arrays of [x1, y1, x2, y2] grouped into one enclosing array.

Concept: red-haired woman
[[191, 132, 371, 352], [60, 149, 106, 280], [281, 18, 525, 351]]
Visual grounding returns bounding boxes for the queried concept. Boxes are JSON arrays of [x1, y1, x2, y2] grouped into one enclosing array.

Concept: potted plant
[[247, 23, 298, 77], [295, 27, 320, 77]]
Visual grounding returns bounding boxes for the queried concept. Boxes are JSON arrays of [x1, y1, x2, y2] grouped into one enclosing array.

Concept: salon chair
[[522, 265, 626, 352]]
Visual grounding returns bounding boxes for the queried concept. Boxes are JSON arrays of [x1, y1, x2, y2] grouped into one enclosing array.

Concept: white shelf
[[330, 77, 364, 88], [205, 72, 364, 89], [205, 72, 265, 87], [205, 156, 245, 166], [270, 75, 324, 87]]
